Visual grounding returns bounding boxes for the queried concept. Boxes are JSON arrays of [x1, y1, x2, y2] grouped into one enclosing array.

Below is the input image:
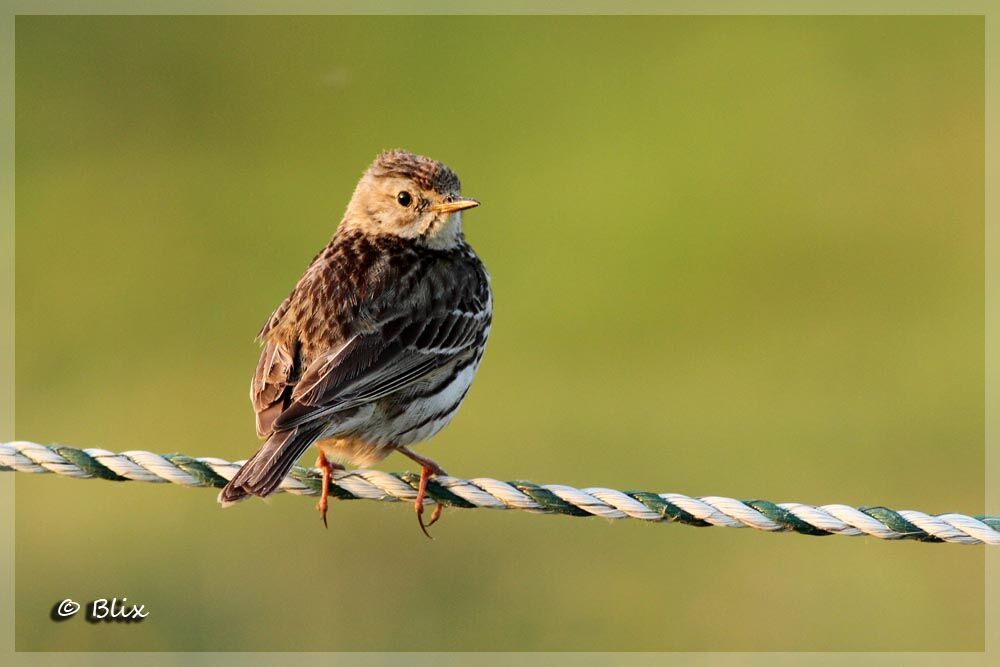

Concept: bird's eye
[[396, 191, 413, 207]]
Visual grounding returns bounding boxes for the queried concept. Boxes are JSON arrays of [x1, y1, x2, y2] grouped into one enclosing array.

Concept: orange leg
[[397, 447, 446, 539], [314, 453, 344, 529]]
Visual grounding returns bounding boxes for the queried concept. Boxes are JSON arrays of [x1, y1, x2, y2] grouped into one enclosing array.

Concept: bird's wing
[[251, 251, 329, 435], [251, 336, 298, 438], [271, 308, 486, 432]]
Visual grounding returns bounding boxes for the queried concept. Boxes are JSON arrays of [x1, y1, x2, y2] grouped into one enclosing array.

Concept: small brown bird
[[218, 150, 491, 536]]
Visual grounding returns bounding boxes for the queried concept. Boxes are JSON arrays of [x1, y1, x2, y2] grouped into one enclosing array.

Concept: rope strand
[[3, 440, 996, 545]]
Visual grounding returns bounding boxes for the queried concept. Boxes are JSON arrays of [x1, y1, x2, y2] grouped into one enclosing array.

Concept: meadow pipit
[[218, 150, 492, 537]]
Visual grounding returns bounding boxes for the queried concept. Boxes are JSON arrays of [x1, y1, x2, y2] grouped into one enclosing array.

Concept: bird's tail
[[218, 425, 323, 507]]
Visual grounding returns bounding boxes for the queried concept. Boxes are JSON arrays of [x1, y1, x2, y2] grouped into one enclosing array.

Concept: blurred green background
[[14, 15, 984, 651]]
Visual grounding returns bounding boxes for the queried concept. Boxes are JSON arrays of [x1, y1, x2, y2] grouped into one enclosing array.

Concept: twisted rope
[[2, 440, 997, 545]]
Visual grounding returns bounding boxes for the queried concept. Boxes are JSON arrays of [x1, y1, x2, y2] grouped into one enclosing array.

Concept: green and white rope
[[2, 440, 997, 545]]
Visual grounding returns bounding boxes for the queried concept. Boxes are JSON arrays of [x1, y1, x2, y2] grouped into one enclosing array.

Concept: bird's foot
[[414, 464, 447, 539], [314, 454, 344, 529], [398, 447, 446, 539]]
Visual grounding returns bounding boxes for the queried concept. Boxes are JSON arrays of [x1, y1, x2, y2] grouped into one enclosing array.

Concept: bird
[[217, 149, 492, 537]]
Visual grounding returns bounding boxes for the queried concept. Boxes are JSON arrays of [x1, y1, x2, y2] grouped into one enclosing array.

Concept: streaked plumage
[[218, 150, 491, 535]]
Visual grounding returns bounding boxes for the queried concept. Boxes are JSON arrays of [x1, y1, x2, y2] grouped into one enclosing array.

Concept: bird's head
[[343, 149, 479, 249]]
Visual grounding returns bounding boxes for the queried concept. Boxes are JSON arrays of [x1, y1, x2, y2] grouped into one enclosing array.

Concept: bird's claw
[[426, 503, 443, 528], [414, 463, 445, 539], [316, 497, 328, 529], [315, 453, 335, 530]]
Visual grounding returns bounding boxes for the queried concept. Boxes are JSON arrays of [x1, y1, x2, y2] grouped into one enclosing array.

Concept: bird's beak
[[430, 198, 480, 214]]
